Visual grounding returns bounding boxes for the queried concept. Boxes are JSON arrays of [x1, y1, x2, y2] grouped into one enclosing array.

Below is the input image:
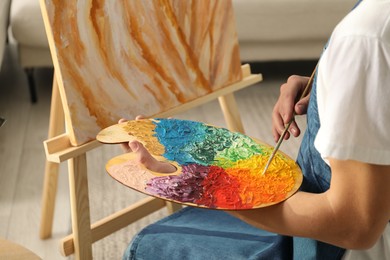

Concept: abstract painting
[[41, 0, 243, 145], [98, 119, 302, 210]]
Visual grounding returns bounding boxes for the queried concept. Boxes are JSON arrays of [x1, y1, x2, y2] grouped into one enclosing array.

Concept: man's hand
[[119, 117, 176, 173], [272, 75, 311, 142]]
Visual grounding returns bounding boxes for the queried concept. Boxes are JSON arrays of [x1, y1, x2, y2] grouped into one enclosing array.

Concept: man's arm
[[230, 159, 390, 250]]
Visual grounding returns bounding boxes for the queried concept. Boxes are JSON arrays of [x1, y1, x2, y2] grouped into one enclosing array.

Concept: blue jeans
[[124, 207, 293, 260]]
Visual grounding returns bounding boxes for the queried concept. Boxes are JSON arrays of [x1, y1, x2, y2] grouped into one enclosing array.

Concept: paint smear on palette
[[105, 119, 302, 210]]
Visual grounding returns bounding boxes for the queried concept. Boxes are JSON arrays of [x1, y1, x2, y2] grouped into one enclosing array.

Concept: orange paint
[[226, 154, 299, 205]]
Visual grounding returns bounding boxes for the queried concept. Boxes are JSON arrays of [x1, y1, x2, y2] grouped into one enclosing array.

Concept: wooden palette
[[97, 119, 302, 210]]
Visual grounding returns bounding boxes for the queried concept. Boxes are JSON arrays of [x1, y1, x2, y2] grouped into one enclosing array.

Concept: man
[[122, 0, 390, 258]]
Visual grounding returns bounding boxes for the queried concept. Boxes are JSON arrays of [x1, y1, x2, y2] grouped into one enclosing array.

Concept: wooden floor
[[0, 44, 314, 259]]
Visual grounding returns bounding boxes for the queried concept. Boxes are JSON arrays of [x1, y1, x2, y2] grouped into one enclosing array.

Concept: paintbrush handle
[[298, 64, 318, 100]]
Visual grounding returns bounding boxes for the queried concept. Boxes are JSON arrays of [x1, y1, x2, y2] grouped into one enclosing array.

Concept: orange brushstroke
[[160, 0, 212, 94]]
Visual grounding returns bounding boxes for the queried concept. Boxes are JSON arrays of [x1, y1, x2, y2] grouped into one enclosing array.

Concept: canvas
[[40, 0, 243, 146]]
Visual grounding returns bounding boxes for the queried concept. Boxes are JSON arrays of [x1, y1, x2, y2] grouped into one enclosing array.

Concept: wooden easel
[[41, 65, 261, 259], [38, 1, 263, 259]]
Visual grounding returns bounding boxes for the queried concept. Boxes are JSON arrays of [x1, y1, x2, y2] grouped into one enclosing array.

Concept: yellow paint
[[123, 120, 165, 155]]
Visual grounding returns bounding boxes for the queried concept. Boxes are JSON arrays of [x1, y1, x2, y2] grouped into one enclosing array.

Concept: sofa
[[8, 0, 357, 102]]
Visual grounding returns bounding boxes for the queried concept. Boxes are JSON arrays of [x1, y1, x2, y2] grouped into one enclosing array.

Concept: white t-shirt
[[314, 0, 390, 258]]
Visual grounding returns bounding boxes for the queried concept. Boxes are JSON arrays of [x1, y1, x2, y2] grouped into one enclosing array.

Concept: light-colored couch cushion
[[10, 0, 51, 68], [232, 0, 357, 61], [0, 0, 11, 70], [233, 0, 356, 42], [10, 0, 47, 48]]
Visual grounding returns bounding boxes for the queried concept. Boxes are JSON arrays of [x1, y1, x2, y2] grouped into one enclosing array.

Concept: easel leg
[[40, 75, 65, 239], [218, 93, 245, 133], [40, 161, 60, 239], [165, 202, 182, 214], [68, 154, 93, 260]]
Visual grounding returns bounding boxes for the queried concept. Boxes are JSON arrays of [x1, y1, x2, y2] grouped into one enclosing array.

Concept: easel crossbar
[[44, 134, 101, 163]]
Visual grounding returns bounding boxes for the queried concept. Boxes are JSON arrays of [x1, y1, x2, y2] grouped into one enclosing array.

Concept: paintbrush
[[261, 65, 318, 175]]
